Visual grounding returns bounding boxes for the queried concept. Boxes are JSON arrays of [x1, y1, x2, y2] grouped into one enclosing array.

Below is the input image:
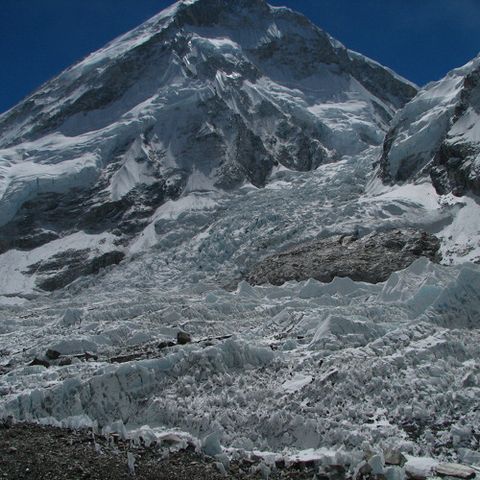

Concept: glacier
[[1, 149, 479, 476]]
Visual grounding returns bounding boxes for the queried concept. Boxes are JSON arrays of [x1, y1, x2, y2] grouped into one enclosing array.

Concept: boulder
[[45, 349, 61, 360], [58, 357, 72, 367], [28, 358, 50, 368], [177, 331, 192, 345]]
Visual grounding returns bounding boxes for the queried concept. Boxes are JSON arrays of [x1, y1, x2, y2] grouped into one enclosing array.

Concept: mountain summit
[[0, 0, 415, 292]]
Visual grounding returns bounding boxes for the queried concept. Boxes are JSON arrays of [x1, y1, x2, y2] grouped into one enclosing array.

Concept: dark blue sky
[[1, 0, 480, 114]]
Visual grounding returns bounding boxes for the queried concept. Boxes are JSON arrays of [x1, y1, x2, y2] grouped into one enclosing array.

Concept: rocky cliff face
[[0, 0, 416, 291], [380, 55, 480, 196]]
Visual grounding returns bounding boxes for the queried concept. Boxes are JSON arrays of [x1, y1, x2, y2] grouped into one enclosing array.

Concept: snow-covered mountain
[[1, 1, 480, 478], [380, 54, 480, 196], [0, 0, 416, 293]]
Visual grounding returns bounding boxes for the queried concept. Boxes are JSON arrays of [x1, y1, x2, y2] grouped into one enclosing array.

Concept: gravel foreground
[[0, 423, 325, 480]]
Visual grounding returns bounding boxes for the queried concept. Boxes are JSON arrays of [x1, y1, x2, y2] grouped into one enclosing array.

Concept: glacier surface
[[0, 148, 479, 475]]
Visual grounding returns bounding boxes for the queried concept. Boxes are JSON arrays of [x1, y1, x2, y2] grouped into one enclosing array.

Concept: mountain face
[[0, 0, 416, 292], [380, 55, 480, 196]]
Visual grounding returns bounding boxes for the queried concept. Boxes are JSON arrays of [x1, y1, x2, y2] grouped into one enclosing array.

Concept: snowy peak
[[380, 54, 480, 196], [0, 0, 417, 293], [0, 0, 415, 148]]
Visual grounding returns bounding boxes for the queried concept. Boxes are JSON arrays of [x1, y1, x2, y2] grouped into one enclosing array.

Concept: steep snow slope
[[380, 54, 480, 196], [0, 0, 416, 292]]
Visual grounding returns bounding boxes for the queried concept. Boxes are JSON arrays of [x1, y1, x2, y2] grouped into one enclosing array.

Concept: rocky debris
[[0, 423, 228, 480], [21, 351, 81, 370], [105, 347, 152, 365], [26, 351, 99, 369], [28, 249, 126, 292], [0, 422, 357, 479], [110, 353, 145, 364], [61, 351, 98, 363], [0, 416, 14, 429], [83, 351, 98, 361], [177, 331, 193, 345], [435, 463, 477, 479], [318, 464, 347, 480], [0, 422, 477, 480], [246, 229, 441, 286], [105, 334, 233, 365]]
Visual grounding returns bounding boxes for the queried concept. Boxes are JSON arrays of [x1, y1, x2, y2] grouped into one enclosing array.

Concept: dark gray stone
[[45, 349, 61, 360], [28, 358, 50, 368], [158, 341, 176, 350], [177, 332, 192, 345]]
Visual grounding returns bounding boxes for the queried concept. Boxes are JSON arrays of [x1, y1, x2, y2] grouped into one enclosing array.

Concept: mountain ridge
[[380, 53, 480, 196]]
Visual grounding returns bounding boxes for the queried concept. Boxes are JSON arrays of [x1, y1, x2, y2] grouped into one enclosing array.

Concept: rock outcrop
[[246, 229, 441, 286]]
